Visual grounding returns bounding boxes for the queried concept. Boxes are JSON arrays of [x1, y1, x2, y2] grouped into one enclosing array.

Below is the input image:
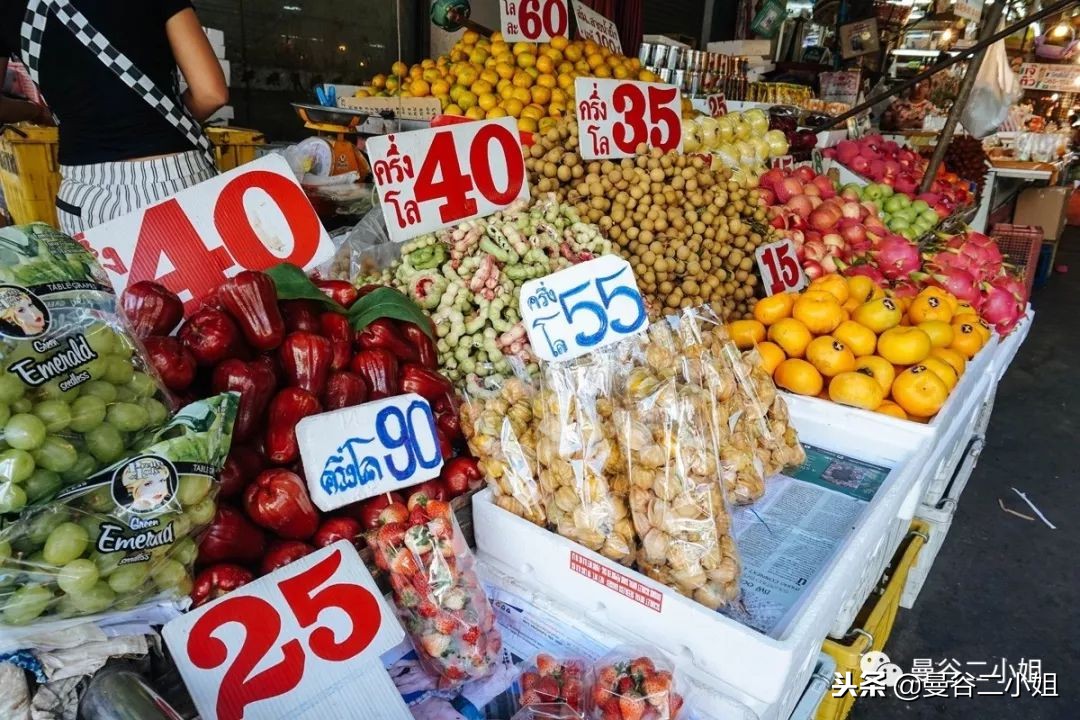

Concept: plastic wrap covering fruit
[[588, 648, 685, 720], [0, 394, 236, 632], [518, 653, 587, 714]]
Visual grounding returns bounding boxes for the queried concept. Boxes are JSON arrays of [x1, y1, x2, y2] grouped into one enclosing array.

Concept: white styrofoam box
[[816, 129, 848, 149], [219, 59, 231, 86], [207, 105, 235, 123], [988, 308, 1033, 383], [901, 436, 986, 608], [203, 27, 226, 59], [643, 34, 692, 48], [788, 653, 835, 720], [473, 419, 925, 720], [919, 380, 996, 506]]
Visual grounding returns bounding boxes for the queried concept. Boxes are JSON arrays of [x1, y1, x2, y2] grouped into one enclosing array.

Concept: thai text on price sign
[[520, 254, 649, 361], [500, 0, 568, 42], [707, 93, 728, 117], [163, 542, 411, 720], [77, 155, 334, 311], [571, 0, 622, 53], [367, 117, 530, 243], [297, 393, 443, 511], [574, 78, 682, 161], [755, 238, 807, 296]]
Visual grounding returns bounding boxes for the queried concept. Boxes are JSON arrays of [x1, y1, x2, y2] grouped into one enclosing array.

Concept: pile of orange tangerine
[[357, 31, 658, 133], [726, 275, 993, 421]]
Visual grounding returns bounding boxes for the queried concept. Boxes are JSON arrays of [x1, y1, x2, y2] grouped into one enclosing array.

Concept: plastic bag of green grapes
[[0, 223, 173, 515], [0, 393, 237, 639]]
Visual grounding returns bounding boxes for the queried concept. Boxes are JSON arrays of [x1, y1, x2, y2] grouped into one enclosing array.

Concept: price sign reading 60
[[574, 78, 682, 161], [520, 255, 649, 362], [500, 0, 568, 42]]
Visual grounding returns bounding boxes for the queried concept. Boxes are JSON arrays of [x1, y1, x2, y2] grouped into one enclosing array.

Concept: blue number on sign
[[596, 265, 646, 334], [377, 405, 416, 481], [559, 280, 608, 348], [407, 399, 442, 470]]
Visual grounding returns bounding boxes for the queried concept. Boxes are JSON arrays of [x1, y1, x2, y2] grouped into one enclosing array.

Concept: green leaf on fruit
[[347, 287, 434, 339], [265, 263, 345, 313]]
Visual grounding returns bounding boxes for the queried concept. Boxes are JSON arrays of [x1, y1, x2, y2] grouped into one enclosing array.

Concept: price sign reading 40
[[296, 393, 444, 512], [78, 155, 335, 310], [755, 238, 807, 296], [500, 0, 568, 42], [520, 254, 649, 362], [163, 542, 411, 720], [574, 78, 682, 161], [367, 117, 530, 243]]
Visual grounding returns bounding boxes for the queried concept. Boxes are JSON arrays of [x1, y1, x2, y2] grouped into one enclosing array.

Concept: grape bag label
[[0, 285, 51, 339], [6, 334, 97, 387]]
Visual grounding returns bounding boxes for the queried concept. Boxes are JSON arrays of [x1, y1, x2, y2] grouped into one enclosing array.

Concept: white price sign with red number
[[367, 118, 530, 243], [500, 0, 569, 42], [571, 0, 622, 53], [755, 238, 807, 296], [77, 155, 334, 311], [573, 78, 682, 161], [707, 94, 728, 117], [163, 542, 410, 720]]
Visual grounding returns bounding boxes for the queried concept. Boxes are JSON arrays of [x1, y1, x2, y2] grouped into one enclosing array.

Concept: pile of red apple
[[822, 135, 973, 206], [120, 272, 482, 604]]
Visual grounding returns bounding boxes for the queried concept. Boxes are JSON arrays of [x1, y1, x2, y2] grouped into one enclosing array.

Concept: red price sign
[[500, 0, 568, 42], [574, 78, 682, 160], [367, 117, 530, 243], [163, 543, 409, 720], [707, 93, 728, 117], [78, 155, 334, 311], [770, 154, 795, 170], [755, 238, 807, 296]]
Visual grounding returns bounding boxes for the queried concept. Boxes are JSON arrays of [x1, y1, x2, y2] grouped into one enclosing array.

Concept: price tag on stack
[[573, 78, 682, 160], [367, 117, 530, 243], [519, 254, 649, 361], [571, 0, 622, 53], [499, 0, 568, 42], [707, 93, 728, 117], [163, 542, 411, 720], [77, 155, 335, 310], [296, 393, 444, 511], [755, 238, 807, 296]]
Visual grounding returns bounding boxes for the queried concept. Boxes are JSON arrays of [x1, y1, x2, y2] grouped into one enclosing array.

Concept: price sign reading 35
[[756, 238, 807, 296], [163, 543, 410, 720], [297, 393, 444, 511], [574, 78, 682, 161], [520, 254, 649, 362], [367, 117, 530, 243], [500, 0, 568, 42]]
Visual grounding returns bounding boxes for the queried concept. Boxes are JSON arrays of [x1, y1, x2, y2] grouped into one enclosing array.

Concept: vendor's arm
[[167, 8, 228, 121], [0, 59, 51, 124]]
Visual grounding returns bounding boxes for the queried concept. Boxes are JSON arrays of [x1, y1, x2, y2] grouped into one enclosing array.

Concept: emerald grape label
[[0, 284, 50, 339], [110, 455, 178, 515], [6, 333, 97, 388]]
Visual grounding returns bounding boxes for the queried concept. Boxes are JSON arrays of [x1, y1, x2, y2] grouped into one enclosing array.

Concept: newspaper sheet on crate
[[731, 445, 890, 637]]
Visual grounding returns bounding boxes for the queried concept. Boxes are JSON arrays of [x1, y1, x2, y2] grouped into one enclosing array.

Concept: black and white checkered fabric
[[20, 0, 215, 167]]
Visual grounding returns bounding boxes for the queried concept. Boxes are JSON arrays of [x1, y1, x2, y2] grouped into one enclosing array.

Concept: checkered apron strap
[[19, 0, 215, 168]]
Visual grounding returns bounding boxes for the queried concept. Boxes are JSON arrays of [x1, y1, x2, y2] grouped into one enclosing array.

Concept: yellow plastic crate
[[0, 123, 60, 226], [815, 520, 930, 720], [205, 126, 266, 172]]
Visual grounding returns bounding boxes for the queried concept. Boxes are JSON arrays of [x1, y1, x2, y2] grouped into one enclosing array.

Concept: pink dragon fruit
[[872, 235, 922, 281], [992, 272, 1028, 304], [889, 279, 920, 300], [931, 268, 981, 305], [842, 263, 887, 285], [979, 284, 1023, 334]]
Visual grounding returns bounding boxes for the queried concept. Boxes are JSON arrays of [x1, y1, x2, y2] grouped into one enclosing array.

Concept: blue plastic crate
[[1034, 242, 1054, 289]]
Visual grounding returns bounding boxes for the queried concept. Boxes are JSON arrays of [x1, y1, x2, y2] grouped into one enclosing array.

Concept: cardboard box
[[1013, 186, 1069, 240]]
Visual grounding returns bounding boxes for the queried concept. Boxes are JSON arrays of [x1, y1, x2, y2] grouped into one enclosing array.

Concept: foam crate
[[987, 308, 1033, 383], [789, 654, 837, 720], [473, 420, 925, 720]]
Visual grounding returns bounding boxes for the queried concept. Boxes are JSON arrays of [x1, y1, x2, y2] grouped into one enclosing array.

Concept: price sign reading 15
[[756, 238, 807, 296], [520, 255, 649, 362]]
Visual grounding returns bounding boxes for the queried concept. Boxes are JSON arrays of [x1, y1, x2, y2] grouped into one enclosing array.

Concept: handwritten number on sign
[[470, 123, 526, 207], [646, 86, 680, 150], [187, 595, 305, 720], [560, 281, 607, 348], [597, 266, 648, 334], [185, 549, 381, 720], [558, 264, 646, 348], [519, 0, 568, 39], [413, 131, 477, 223], [375, 400, 441, 481], [277, 549, 382, 662], [611, 84, 681, 154], [407, 400, 442, 469], [760, 242, 802, 295]]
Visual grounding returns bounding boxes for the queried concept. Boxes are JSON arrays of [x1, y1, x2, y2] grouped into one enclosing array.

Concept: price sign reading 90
[[520, 254, 649, 362]]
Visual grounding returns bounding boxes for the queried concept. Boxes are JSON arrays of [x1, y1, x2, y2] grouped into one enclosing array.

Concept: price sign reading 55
[[574, 78, 682, 160], [163, 543, 409, 720], [520, 255, 649, 362], [755, 238, 807, 296], [367, 118, 530, 243]]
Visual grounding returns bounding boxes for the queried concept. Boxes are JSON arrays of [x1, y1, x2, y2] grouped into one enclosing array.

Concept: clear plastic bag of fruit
[[613, 323, 742, 610], [370, 495, 502, 689], [518, 652, 587, 714], [588, 646, 685, 720], [0, 393, 237, 635], [536, 351, 636, 565], [460, 370, 547, 527], [0, 224, 173, 516]]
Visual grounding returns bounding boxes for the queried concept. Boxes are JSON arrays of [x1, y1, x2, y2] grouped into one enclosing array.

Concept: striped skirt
[[55, 150, 215, 235]]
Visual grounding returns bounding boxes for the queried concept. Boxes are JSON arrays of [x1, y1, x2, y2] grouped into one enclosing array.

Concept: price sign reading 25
[[520, 255, 649, 362], [755, 238, 807, 296], [574, 78, 683, 161], [296, 393, 444, 512], [367, 117, 530, 243]]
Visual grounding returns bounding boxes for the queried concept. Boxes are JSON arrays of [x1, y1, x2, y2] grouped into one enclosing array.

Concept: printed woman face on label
[[0, 287, 48, 338], [117, 458, 174, 513]]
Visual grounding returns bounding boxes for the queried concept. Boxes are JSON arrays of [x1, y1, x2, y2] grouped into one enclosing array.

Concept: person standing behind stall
[[0, 0, 228, 234]]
